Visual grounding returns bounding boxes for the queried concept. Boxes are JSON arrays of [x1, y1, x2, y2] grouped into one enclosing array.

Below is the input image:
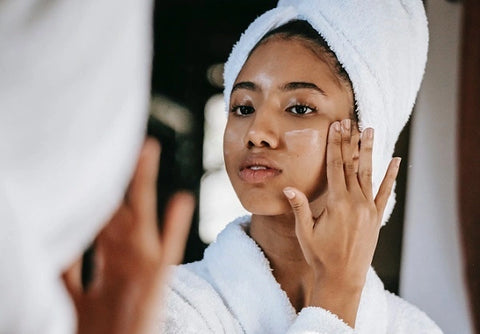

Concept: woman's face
[[224, 37, 354, 215]]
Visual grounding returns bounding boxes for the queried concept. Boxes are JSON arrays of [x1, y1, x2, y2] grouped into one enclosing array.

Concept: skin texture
[[224, 37, 400, 327], [224, 37, 354, 216], [63, 138, 195, 334]]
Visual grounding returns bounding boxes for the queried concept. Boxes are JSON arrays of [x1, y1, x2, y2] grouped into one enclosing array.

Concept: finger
[[340, 119, 358, 190], [129, 138, 161, 224], [326, 121, 347, 197], [283, 187, 314, 233], [95, 205, 138, 280], [358, 128, 374, 200], [161, 191, 195, 265], [374, 157, 401, 218], [62, 256, 83, 303], [99, 203, 134, 243], [351, 127, 360, 174]]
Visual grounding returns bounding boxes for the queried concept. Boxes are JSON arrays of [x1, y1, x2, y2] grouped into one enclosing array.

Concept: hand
[[62, 138, 195, 334], [283, 119, 400, 327]]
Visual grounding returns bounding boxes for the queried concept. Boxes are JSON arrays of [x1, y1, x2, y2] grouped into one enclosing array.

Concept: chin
[[238, 192, 293, 216]]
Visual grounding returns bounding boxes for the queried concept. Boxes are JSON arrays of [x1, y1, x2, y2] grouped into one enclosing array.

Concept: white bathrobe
[[162, 216, 442, 333]]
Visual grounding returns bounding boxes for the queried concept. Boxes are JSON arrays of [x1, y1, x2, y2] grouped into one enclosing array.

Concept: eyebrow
[[282, 82, 327, 96], [231, 81, 257, 93], [231, 81, 327, 96]]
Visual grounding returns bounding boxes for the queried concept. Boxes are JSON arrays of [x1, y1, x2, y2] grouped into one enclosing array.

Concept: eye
[[287, 105, 316, 115], [231, 105, 255, 116]]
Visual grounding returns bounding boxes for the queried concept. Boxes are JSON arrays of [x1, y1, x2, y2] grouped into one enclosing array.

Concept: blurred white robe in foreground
[[0, 1, 152, 333]]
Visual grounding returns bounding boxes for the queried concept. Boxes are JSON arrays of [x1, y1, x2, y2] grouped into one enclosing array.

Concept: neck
[[250, 213, 314, 312]]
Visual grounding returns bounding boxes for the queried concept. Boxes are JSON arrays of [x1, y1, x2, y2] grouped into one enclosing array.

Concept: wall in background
[[400, 1, 474, 333]]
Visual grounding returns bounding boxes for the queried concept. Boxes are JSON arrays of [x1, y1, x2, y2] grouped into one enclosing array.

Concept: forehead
[[234, 37, 341, 90]]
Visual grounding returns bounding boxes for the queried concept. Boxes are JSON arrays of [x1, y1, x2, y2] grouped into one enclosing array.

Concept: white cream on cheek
[[284, 128, 323, 153]]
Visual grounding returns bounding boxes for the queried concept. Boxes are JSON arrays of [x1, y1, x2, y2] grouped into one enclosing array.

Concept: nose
[[245, 110, 279, 149]]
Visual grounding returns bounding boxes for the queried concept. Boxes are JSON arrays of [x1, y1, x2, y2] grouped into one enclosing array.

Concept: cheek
[[284, 128, 324, 156], [284, 128, 327, 196], [223, 124, 244, 162]]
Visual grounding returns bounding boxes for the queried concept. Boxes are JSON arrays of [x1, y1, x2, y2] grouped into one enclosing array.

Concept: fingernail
[[144, 137, 161, 156], [333, 122, 341, 132], [364, 128, 374, 139], [283, 188, 296, 199], [394, 157, 402, 168], [342, 119, 351, 131]]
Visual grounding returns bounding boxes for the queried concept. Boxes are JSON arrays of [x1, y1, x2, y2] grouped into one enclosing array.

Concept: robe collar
[[203, 216, 388, 333]]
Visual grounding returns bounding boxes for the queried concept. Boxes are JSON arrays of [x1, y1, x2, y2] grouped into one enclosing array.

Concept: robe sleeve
[[285, 293, 443, 334], [286, 307, 353, 334]]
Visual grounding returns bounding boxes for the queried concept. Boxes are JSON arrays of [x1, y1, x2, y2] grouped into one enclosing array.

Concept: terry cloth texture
[[223, 0, 429, 224], [161, 216, 442, 333]]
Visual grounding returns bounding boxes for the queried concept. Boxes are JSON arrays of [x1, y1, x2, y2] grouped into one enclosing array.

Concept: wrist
[[309, 280, 363, 307], [309, 275, 364, 328], [312, 269, 366, 293]]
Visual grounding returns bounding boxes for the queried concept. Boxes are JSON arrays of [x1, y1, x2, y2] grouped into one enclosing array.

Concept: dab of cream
[[284, 128, 322, 151]]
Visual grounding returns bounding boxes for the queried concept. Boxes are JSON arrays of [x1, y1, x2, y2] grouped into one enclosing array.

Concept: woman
[[66, 0, 442, 333], [162, 1, 442, 333]]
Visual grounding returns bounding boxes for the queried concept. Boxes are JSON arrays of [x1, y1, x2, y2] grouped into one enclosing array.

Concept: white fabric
[[0, 1, 152, 333], [223, 0, 429, 224], [162, 217, 442, 333]]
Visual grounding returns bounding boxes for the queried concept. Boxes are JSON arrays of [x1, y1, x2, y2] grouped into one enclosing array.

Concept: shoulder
[[160, 263, 242, 334], [385, 292, 443, 334]]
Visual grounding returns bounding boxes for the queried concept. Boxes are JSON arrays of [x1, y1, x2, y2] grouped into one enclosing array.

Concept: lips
[[238, 157, 281, 184]]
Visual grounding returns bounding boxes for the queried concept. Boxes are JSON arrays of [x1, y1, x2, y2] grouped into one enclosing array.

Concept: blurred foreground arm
[[63, 139, 195, 334]]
